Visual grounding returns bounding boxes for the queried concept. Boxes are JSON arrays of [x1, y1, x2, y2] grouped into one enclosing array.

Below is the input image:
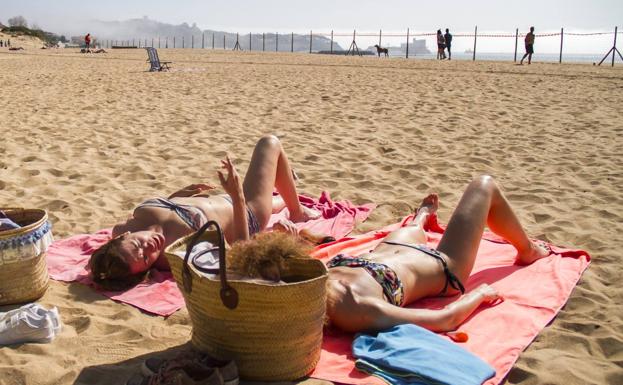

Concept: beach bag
[[0, 208, 53, 305], [165, 220, 328, 381]]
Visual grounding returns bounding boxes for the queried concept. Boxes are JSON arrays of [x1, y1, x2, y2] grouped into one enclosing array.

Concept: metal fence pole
[[202, 32, 205, 49], [514, 28, 518, 62], [263, 33, 265, 51], [406, 28, 410, 58], [212, 34, 215, 49], [173, 37, 176, 48], [472, 26, 477, 61], [249, 33, 252, 51], [276, 33, 279, 52], [183, 36, 185, 49], [291, 32, 294, 52], [309, 30, 312, 53], [330, 30, 334, 53], [379, 29, 382, 46], [559, 28, 564, 63], [223, 34, 226, 49]]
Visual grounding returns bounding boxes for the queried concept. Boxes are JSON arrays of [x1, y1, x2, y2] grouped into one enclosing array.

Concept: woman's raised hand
[[217, 155, 244, 200]]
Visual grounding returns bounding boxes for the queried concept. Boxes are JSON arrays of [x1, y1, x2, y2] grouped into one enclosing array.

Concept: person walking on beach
[[84, 33, 91, 51], [444, 28, 453, 60], [520, 27, 535, 65], [436, 30, 446, 60]]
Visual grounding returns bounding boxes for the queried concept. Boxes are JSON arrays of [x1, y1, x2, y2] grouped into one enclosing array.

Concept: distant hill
[[0, 25, 63, 46], [85, 16, 343, 52]]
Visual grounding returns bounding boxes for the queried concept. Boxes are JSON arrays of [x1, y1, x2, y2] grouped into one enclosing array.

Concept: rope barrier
[[312, 31, 619, 39]]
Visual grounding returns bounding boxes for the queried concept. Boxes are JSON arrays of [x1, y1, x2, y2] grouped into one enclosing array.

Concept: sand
[[0, 46, 622, 385]]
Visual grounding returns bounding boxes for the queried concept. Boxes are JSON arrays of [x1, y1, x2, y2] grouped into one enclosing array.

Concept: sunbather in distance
[[88, 135, 320, 290]]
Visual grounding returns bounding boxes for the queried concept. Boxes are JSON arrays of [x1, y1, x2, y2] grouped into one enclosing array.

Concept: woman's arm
[[218, 156, 250, 242], [168, 183, 215, 199], [330, 283, 500, 333]]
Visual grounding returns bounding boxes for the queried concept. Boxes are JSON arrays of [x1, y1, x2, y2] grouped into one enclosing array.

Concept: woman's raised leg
[[437, 175, 549, 284], [242, 135, 318, 229]]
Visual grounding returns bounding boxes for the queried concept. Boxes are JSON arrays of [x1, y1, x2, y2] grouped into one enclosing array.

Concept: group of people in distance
[[436, 29, 453, 60], [0, 39, 10, 48], [89, 135, 552, 334], [435, 26, 536, 63]]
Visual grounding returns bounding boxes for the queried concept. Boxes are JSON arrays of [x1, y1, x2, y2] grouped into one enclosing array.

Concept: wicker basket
[[0, 208, 53, 305], [165, 221, 328, 381]]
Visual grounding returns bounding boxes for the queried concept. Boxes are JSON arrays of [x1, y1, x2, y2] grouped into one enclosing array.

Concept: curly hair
[[227, 232, 312, 282], [88, 236, 149, 291]]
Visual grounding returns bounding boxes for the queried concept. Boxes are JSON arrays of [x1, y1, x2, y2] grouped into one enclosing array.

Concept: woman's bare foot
[[516, 240, 551, 265], [411, 193, 439, 228], [290, 205, 321, 223]]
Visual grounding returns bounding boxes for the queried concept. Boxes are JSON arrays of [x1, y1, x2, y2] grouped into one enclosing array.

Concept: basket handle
[[182, 220, 239, 309]]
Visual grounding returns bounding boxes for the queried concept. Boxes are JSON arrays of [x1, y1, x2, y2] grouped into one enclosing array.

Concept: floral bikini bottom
[[327, 254, 405, 307]]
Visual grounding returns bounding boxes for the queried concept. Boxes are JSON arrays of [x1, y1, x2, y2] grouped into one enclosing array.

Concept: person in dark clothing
[[520, 27, 535, 65], [444, 29, 453, 60]]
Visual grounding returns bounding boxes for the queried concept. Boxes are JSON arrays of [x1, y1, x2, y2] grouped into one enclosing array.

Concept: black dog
[[374, 44, 389, 57]]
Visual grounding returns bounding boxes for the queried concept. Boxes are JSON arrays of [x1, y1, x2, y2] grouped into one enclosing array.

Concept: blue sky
[[2, 0, 621, 53]]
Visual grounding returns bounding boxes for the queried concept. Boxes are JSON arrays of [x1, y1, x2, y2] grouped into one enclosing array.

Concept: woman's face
[[117, 231, 165, 274]]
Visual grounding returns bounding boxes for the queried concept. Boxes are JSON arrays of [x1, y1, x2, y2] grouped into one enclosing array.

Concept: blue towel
[[353, 324, 495, 385]]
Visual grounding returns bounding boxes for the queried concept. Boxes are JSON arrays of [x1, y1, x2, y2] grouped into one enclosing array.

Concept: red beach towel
[[46, 192, 374, 316], [308, 215, 591, 385]]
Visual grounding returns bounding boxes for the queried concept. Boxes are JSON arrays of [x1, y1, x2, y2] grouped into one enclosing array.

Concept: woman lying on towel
[[88, 135, 320, 291], [230, 175, 551, 333], [327, 175, 551, 332]]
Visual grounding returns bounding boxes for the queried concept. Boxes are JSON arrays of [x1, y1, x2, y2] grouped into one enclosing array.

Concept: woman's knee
[[470, 175, 497, 194], [256, 135, 282, 151]]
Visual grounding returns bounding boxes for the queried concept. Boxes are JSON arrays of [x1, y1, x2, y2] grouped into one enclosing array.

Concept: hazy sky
[[2, 0, 621, 53]]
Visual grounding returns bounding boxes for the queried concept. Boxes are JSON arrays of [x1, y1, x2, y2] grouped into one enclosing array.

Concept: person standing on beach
[[520, 27, 535, 65], [444, 29, 453, 60], [84, 33, 91, 51], [436, 30, 446, 60]]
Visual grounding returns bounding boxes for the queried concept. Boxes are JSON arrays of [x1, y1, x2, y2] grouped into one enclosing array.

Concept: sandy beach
[[0, 47, 622, 385]]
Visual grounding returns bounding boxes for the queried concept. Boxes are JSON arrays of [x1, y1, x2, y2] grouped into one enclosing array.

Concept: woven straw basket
[[0, 208, 52, 305], [165, 220, 328, 381]]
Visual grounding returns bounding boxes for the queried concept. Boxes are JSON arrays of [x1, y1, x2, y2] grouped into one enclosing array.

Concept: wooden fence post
[[613, 26, 619, 67], [406, 28, 410, 58], [559, 28, 564, 63], [472, 26, 477, 61], [514, 28, 518, 62]]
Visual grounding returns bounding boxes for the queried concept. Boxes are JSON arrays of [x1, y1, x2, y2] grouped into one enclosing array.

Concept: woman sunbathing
[[89, 135, 319, 290], [327, 175, 551, 333], [230, 175, 551, 333]]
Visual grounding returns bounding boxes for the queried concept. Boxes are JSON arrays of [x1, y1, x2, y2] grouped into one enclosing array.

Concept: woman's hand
[[217, 155, 244, 200], [168, 183, 216, 199], [474, 283, 501, 303]]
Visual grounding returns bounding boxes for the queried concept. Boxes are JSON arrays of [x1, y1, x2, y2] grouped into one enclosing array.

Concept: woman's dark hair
[[88, 235, 149, 291]]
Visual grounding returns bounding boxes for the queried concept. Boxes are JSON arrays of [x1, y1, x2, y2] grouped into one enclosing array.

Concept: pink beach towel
[[46, 193, 374, 316], [308, 215, 591, 385]]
